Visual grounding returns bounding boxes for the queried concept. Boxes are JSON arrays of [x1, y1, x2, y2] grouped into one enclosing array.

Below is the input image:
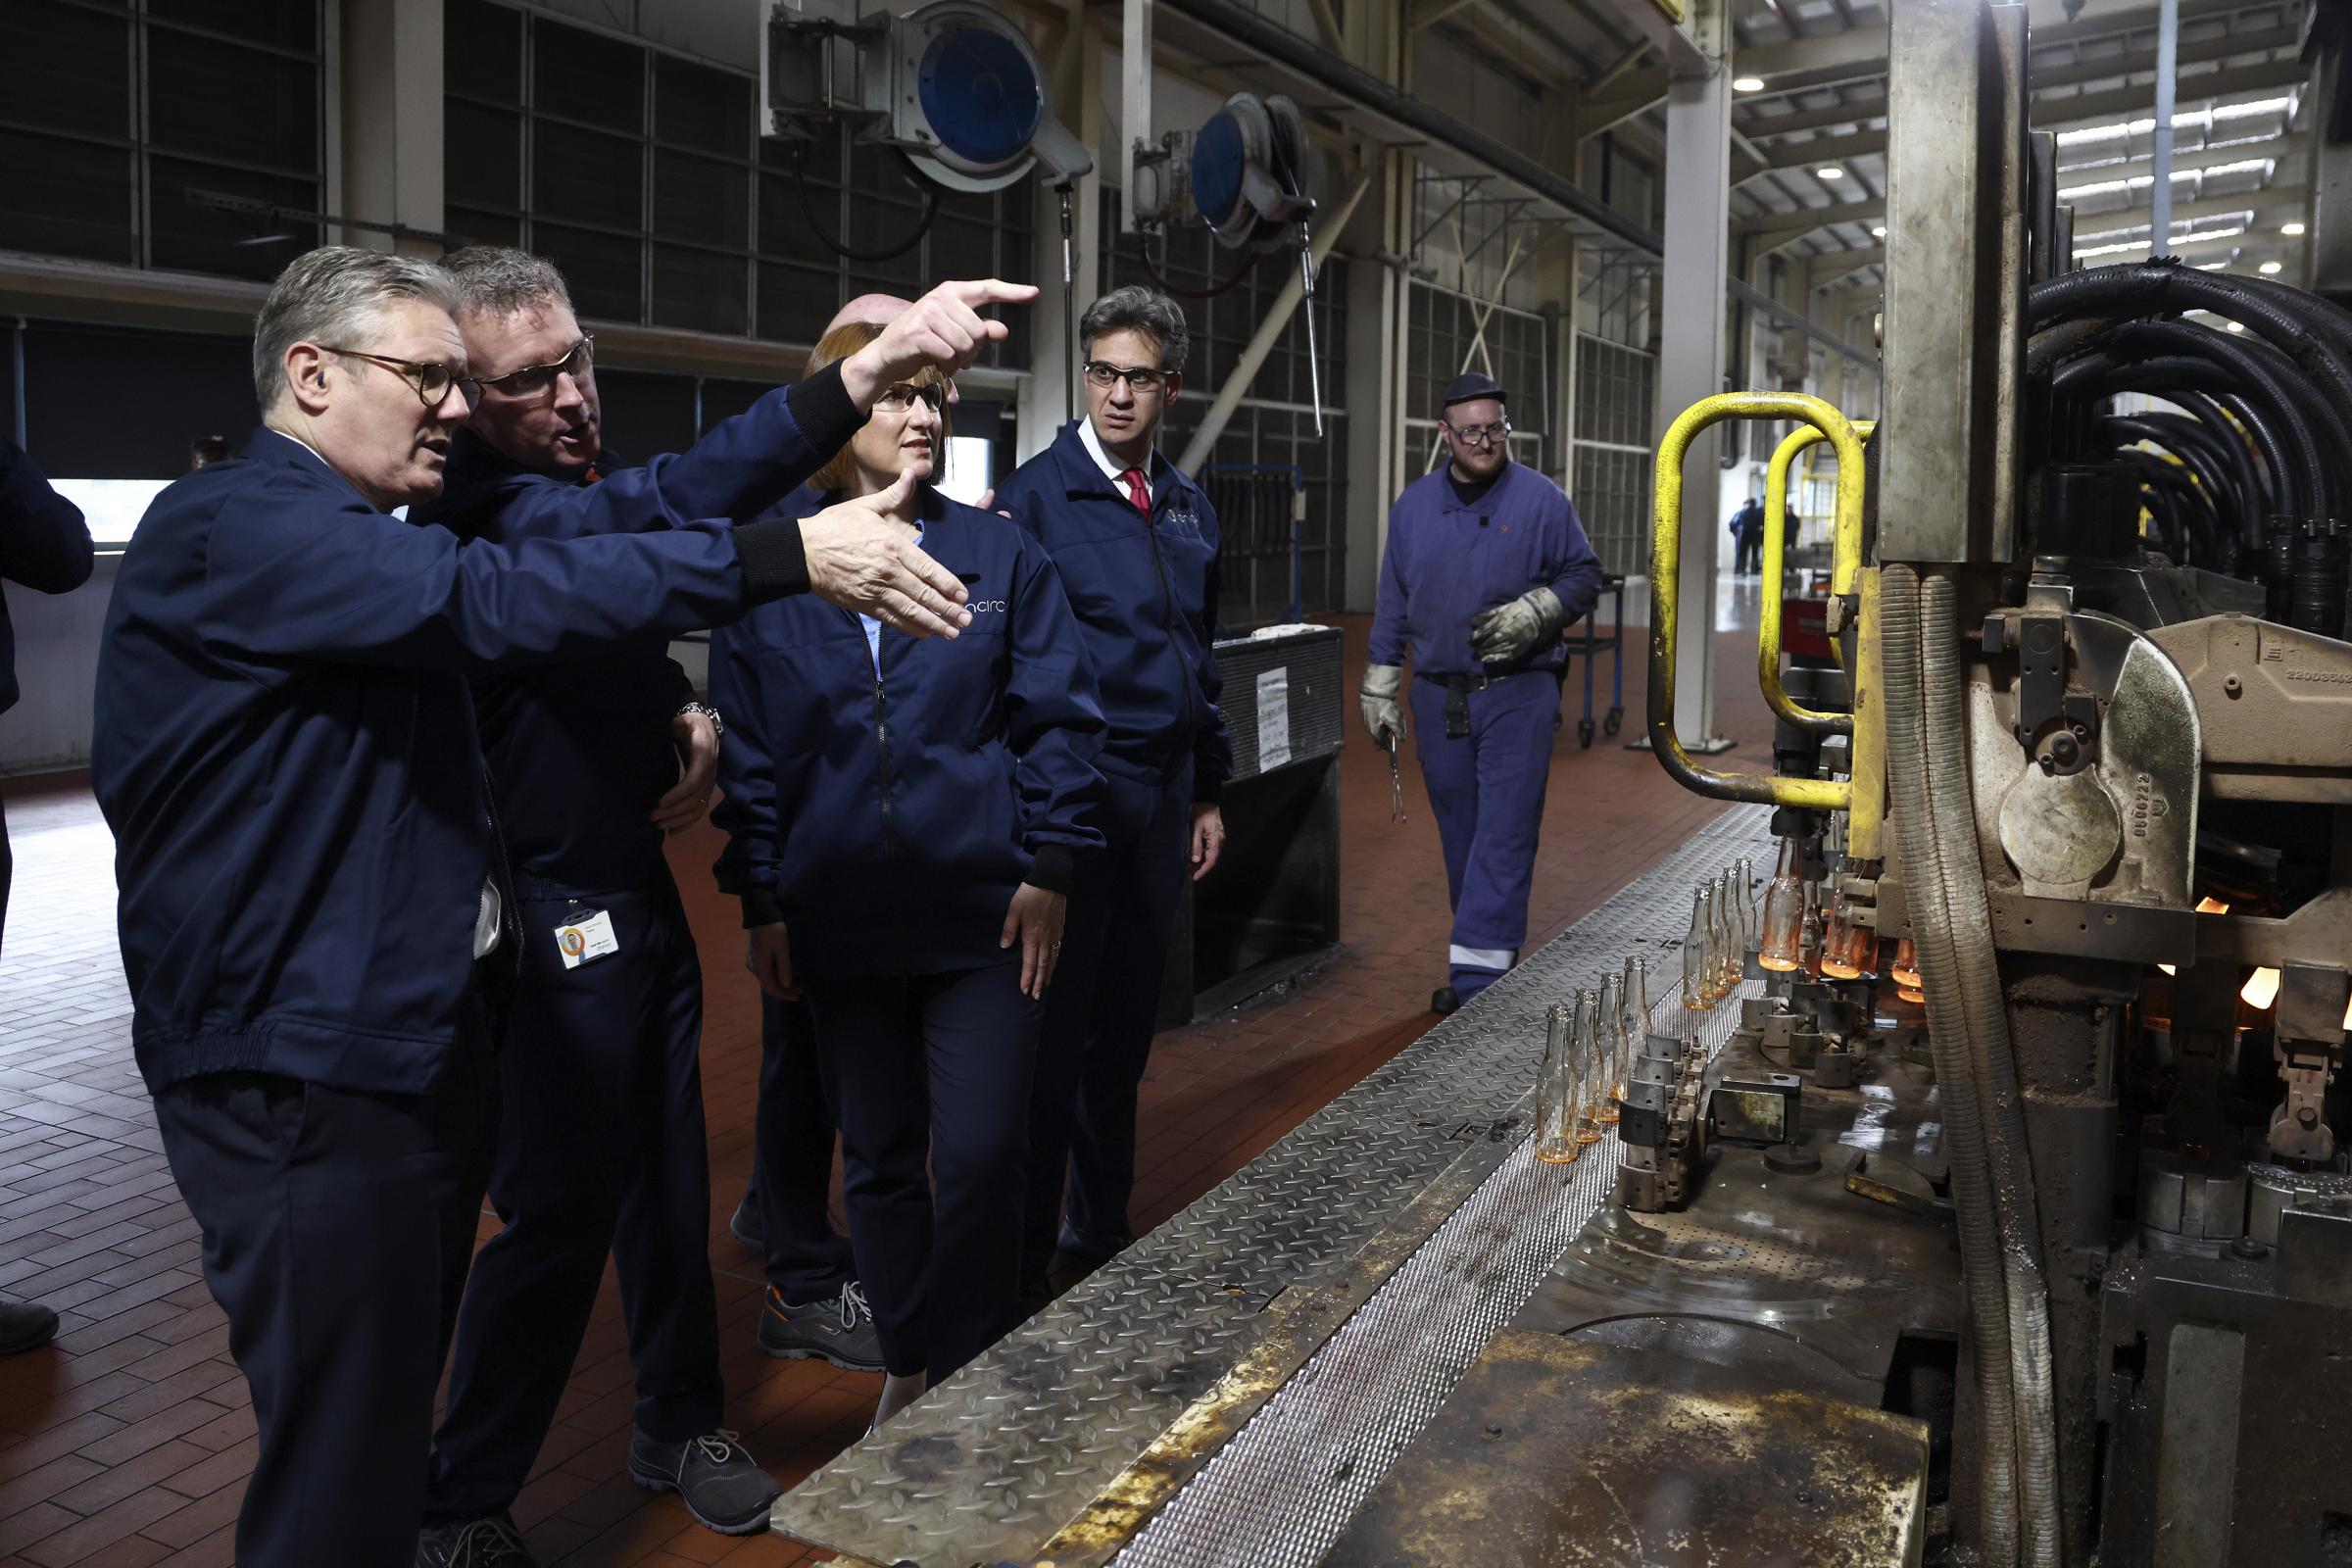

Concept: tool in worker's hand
[[1384, 733, 1406, 824]]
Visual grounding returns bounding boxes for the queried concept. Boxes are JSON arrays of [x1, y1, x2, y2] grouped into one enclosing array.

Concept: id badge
[[553, 906, 621, 970]]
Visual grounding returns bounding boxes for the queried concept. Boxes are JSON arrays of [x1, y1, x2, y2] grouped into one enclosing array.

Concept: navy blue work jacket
[[1368, 461, 1605, 679], [0, 438, 96, 714], [710, 487, 1107, 982], [91, 429, 803, 1096], [412, 370, 858, 899], [992, 421, 1232, 801]]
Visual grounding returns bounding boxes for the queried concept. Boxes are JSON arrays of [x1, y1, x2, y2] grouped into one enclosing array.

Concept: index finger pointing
[[942, 278, 1040, 309]]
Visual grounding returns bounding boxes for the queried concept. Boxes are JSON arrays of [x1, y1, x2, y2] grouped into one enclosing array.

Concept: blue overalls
[[0, 438, 94, 946], [711, 488, 1105, 1384], [992, 420, 1233, 1295], [89, 429, 811, 1568], [1369, 461, 1604, 1003], [413, 363, 858, 1526]]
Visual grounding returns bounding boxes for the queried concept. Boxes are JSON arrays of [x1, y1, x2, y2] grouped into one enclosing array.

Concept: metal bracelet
[[675, 700, 724, 739]]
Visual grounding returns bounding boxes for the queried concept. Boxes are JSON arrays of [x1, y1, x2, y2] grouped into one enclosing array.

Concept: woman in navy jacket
[[710, 324, 1106, 1420]]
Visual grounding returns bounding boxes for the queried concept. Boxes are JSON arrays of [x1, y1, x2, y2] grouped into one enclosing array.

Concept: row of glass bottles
[[1533, 956, 1652, 1165], [1754, 834, 1926, 1000], [1682, 859, 1759, 1011]]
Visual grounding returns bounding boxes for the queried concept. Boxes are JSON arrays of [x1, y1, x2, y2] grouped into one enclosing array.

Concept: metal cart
[[1570, 571, 1627, 749]]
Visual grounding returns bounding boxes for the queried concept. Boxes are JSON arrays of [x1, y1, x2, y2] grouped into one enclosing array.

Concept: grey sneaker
[[416, 1513, 536, 1567], [758, 1280, 885, 1372], [626, 1428, 780, 1536]]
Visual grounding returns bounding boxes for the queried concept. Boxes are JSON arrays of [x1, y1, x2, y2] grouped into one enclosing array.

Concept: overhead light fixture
[[2227, 319, 2246, 332], [1733, 75, 1766, 92], [2057, 159, 2276, 201], [2283, 220, 2308, 235], [2260, 260, 2284, 274], [2074, 224, 2247, 259], [1871, 224, 1887, 238], [1816, 166, 1845, 180], [2055, 95, 2296, 147]]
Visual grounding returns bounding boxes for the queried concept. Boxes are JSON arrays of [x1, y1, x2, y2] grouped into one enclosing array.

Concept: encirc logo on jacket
[[967, 599, 1007, 615], [1164, 509, 1201, 540]]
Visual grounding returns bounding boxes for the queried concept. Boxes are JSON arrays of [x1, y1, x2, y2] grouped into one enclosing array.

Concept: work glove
[[1359, 663, 1406, 748], [1469, 586, 1567, 664]]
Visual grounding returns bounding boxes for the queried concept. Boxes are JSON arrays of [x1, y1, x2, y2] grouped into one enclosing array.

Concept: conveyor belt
[[770, 804, 1776, 1567]]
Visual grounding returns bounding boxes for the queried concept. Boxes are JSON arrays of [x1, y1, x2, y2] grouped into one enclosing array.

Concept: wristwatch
[[675, 700, 724, 739]]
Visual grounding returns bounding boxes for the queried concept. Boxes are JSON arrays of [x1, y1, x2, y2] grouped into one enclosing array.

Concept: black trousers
[[424, 882, 722, 1523], [808, 962, 1040, 1384], [1734, 532, 1763, 573], [755, 993, 855, 1301], [1020, 765, 1194, 1294], [152, 1022, 498, 1568]]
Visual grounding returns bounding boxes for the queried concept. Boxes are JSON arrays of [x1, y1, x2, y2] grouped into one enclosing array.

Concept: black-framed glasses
[[475, 336, 596, 402], [1083, 360, 1170, 395], [320, 348, 481, 410], [1446, 418, 1512, 448], [875, 382, 946, 413]]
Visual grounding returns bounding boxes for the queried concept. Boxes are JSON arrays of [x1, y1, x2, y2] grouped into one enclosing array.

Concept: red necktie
[[1120, 466, 1152, 515]]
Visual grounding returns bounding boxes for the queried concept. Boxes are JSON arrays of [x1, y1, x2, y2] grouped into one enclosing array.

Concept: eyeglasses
[[320, 348, 481, 411], [474, 337, 596, 403], [1446, 419, 1512, 448], [1083, 361, 1171, 395], [874, 382, 946, 413]]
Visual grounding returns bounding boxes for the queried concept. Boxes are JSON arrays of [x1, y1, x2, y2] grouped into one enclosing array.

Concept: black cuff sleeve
[[1025, 843, 1077, 897], [783, 361, 860, 462], [1192, 771, 1225, 806], [739, 889, 786, 928], [734, 517, 811, 601]]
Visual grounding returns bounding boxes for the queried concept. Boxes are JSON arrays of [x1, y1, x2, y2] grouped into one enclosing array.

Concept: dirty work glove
[[1469, 587, 1567, 664], [1359, 663, 1406, 748]]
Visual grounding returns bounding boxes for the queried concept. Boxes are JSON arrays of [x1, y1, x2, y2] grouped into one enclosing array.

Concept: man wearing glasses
[[994, 285, 1232, 1310], [89, 246, 1024, 1568], [412, 252, 1018, 1556], [1360, 371, 1603, 1014]]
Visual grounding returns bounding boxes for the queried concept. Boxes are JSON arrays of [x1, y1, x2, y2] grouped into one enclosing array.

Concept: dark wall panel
[[21, 321, 255, 478]]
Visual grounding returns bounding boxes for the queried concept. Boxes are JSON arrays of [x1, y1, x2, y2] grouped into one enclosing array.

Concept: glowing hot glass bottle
[[1534, 1004, 1581, 1164], [1758, 838, 1805, 972]]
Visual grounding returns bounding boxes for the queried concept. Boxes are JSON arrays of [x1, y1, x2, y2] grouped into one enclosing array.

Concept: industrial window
[[443, 0, 1031, 364], [1568, 334, 1657, 578], [0, 0, 325, 279], [1098, 193, 1350, 627]]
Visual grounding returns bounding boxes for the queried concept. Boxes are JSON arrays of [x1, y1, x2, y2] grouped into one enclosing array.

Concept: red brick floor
[[0, 615, 1774, 1566]]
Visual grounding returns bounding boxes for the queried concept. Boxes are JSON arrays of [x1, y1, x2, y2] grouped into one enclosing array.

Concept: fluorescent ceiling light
[[1871, 224, 1886, 237], [1816, 166, 1844, 179], [2283, 220, 2308, 235], [1733, 75, 1765, 91], [2227, 320, 2247, 333], [2055, 95, 2295, 148], [2259, 260, 2284, 273], [2057, 159, 2274, 200], [2073, 224, 2247, 259]]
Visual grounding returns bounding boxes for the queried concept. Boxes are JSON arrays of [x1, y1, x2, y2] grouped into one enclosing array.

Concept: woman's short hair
[[252, 246, 459, 413], [805, 320, 952, 493]]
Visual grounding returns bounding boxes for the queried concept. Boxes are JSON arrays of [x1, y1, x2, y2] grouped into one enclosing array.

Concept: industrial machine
[[761, 4, 2352, 1565]]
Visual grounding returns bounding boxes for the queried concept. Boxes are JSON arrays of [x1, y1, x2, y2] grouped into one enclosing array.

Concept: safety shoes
[[626, 1428, 781, 1537], [415, 1512, 536, 1568], [0, 1298, 58, 1357], [727, 1192, 761, 1253], [759, 1280, 885, 1372]]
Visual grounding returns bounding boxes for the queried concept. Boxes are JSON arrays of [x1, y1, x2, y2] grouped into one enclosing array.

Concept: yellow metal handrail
[[1759, 418, 1874, 733], [1649, 392, 1861, 810]]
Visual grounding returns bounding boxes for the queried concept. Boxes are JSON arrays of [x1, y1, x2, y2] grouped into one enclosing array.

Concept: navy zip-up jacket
[[0, 438, 96, 714], [992, 421, 1233, 802], [91, 428, 808, 1096], [710, 487, 1106, 982], [412, 370, 861, 899]]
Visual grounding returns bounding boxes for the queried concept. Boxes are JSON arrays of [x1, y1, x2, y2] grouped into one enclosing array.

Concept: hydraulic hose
[[1880, 565, 2021, 1567], [2104, 320, 2352, 507], [1921, 572, 2064, 1568], [2029, 267, 2352, 471], [2108, 412, 2257, 548]]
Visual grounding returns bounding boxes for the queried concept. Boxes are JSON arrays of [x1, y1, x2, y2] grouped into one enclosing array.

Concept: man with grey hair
[[88, 245, 1026, 1568], [994, 284, 1233, 1310], [416, 252, 1019, 1553]]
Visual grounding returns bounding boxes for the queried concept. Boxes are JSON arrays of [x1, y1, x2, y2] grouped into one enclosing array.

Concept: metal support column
[[337, 0, 443, 257], [1655, 0, 1734, 754], [2151, 0, 2179, 254]]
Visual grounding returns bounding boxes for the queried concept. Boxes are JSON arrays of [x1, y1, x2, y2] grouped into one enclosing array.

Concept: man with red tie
[[992, 286, 1232, 1312]]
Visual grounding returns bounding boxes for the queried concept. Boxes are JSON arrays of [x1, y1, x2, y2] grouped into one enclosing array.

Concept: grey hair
[[440, 245, 575, 321], [252, 246, 460, 412], [1080, 284, 1191, 374]]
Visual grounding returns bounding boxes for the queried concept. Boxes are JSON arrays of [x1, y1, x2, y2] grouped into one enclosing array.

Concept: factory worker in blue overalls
[[1362, 371, 1604, 1015]]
